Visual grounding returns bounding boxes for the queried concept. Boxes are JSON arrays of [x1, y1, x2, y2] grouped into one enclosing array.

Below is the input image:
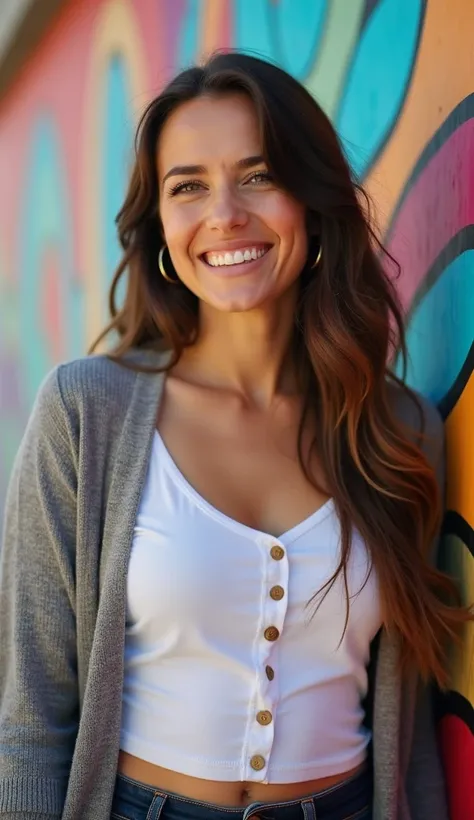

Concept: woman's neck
[[175, 299, 299, 409]]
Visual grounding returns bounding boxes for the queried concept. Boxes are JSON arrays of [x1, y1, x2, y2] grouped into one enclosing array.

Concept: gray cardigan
[[0, 349, 448, 820]]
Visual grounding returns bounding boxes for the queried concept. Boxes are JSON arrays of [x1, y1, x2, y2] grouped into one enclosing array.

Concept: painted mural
[[0, 0, 472, 814]]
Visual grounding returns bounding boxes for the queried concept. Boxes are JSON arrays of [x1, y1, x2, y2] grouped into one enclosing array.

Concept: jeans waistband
[[111, 766, 372, 820]]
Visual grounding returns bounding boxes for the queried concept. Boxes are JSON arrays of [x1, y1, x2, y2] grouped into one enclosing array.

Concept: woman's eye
[[246, 171, 273, 185], [169, 181, 202, 196]]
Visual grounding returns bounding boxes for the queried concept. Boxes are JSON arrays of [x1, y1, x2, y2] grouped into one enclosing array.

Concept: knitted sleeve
[[0, 367, 79, 819]]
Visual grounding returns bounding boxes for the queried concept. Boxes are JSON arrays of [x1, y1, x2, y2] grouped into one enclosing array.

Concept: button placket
[[245, 536, 289, 782], [265, 540, 289, 644]]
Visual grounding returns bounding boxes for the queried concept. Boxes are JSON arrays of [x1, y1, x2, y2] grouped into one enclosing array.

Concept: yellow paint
[[442, 535, 474, 704], [200, 0, 228, 61], [445, 371, 474, 532], [443, 372, 474, 708]]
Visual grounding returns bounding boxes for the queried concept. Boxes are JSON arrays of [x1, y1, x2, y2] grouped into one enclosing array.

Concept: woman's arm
[[0, 368, 79, 819]]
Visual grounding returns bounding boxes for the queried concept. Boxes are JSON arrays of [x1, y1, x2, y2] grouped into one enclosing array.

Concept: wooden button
[[256, 710, 273, 726], [250, 754, 266, 771], [270, 545, 285, 561], [264, 626, 280, 642], [270, 585, 284, 601], [265, 665, 275, 681]]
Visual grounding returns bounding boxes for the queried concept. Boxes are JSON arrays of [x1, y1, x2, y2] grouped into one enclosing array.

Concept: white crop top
[[120, 431, 381, 784]]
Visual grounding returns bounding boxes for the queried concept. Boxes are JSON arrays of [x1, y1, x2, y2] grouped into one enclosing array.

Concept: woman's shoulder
[[56, 351, 137, 396], [38, 347, 168, 414], [32, 353, 132, 421], [27, 348, 168, 453]]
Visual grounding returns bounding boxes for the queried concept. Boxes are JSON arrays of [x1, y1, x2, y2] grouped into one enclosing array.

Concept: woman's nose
[[205, 187, 248, 233]]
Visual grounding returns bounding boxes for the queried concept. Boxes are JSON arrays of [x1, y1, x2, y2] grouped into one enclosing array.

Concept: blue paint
[[235, 0, 275, 65], [401, 251, 474, 403], [19, 117, 83, 405], [271, 0, 326, 79], [235, 0, 326, 80], [336, 0, 423, 178], [103, 55, 133, 306], [177, 0, 200, 69]]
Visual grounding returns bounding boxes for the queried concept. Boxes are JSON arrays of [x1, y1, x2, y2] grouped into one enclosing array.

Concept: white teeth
[[205, 247, 268, 267]]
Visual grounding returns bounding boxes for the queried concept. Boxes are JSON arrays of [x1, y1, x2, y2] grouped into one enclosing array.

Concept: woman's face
[[157, 93, 308, 313]]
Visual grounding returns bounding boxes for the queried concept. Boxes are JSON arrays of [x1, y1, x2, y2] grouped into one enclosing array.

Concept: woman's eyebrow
[[161, 155, 265, 186], [236, 155, 265, 169], [162, 164, 206, 185]]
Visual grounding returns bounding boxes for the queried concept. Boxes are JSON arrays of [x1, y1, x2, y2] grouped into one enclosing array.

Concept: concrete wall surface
[[0, 1, 472, 813]]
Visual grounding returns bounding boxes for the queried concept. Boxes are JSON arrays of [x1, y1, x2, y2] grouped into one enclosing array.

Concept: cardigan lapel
[[100, 348, 173, 577], [372, 629, 402, 820]]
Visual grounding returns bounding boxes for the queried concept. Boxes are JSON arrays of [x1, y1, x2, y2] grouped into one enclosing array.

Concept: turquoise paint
[[336, 0, 423, 177], [401, 251, 474, 403], [270, 0, 326, 80], [235, 0, 275, 66], [19, 118, 83, 405], [177, 0, 200, 69], [235, 0, 326, 80], [103, 55, 133, 307]]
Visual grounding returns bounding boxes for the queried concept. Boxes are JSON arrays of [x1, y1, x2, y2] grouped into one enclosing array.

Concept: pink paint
[[387, 118, 474, 309], [0, 0, 169, 294], [221, 0, 233, 48], [41, 246, 63, 362], [0, 0, 96, 283], [157, 0, 193, 83]]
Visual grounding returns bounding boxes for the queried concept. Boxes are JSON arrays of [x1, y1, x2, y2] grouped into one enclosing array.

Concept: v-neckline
[[153, 427, 335, 545]]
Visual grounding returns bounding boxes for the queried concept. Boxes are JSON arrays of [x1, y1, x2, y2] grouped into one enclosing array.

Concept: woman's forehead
[[157, 94, 262, 175]]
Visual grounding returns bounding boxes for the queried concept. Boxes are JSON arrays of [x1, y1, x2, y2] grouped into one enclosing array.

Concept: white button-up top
[[120, 431, 381, 783]]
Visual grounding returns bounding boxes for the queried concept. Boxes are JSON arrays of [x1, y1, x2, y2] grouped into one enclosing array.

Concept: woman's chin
[[199, 288, 271, 314]]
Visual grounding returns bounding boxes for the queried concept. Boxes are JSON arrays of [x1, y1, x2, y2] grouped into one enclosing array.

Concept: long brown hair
[[92, 52, 470, 687]]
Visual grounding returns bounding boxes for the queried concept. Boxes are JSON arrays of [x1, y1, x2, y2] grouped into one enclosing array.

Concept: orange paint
[[446, 371, 474, 532], [367, 0, 474, 230], [200, 0, 230, 60]]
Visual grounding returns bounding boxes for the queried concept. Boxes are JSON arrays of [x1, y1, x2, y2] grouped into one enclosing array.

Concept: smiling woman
[[156, 93, 307, 315], [1, 52, 471, 820]]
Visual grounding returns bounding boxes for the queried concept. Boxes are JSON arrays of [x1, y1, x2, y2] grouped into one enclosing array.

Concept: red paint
[[439, 714, 474, 820]]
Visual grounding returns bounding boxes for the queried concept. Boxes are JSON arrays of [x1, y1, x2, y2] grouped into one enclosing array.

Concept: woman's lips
[[200, 244, 272, 275]]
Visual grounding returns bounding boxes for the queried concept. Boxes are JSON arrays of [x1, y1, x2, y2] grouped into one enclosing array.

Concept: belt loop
[[301, 798, 317, 820], [242, 805, 261, 820], [146, 792, 167, 820]]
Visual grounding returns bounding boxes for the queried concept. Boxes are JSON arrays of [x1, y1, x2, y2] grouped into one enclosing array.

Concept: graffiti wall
[[0, 0, 472, 813]]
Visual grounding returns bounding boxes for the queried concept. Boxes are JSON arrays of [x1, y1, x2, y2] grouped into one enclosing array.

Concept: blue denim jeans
[[110, 767, 372, 820]]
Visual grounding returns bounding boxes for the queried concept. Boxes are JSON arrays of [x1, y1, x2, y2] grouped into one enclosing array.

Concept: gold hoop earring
[[158, 245, 179, 284], [311, 245, 322, 269]]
